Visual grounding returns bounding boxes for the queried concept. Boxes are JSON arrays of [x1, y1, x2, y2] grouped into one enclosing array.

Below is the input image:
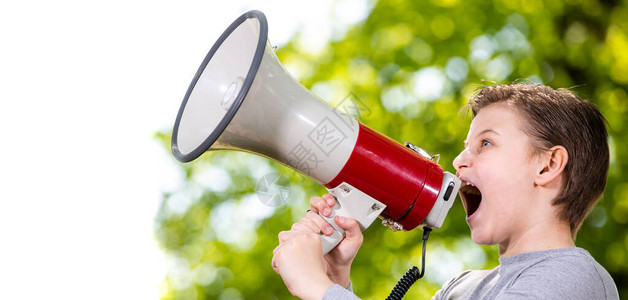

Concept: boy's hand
[[272, 229, 334, 299], [307, 193, 364, 288], [271, 193, 364, 298]]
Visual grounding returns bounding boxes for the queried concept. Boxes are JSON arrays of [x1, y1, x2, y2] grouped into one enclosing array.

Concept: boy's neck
[[498, 219, 575, 257], [497, 181, 575, 257]]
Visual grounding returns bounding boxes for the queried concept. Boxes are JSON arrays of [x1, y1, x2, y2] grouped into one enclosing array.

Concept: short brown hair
[[466, 83, 609, 237]]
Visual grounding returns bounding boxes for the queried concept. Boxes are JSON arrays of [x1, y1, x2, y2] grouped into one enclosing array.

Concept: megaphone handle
[[319, 207, 346, 254], [319, 183, 386, 255]]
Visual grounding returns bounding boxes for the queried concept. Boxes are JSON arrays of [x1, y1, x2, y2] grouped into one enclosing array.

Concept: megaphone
[[171, 10, 460, 254]]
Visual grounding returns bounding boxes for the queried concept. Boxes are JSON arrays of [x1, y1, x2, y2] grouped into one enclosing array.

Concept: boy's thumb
[[335, 216, 362, 239]]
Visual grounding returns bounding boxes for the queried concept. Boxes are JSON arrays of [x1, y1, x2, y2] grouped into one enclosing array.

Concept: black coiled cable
[[385, 228, 432, 300]]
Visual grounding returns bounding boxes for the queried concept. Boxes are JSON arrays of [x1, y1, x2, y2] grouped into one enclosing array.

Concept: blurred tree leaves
[[156, 0, 628, 298]]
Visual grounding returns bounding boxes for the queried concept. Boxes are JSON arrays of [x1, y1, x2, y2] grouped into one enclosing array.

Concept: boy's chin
[[469, 229, 494, 246]]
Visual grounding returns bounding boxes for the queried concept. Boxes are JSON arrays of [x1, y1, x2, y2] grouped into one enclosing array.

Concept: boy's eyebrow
[[463, 129, 501, 147]]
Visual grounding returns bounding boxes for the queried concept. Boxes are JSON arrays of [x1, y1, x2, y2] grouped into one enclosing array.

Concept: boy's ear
[[535, 145, 568, 186]]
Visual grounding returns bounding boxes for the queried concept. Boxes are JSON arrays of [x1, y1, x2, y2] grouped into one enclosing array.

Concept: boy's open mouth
[[459, 181, 482, 218]]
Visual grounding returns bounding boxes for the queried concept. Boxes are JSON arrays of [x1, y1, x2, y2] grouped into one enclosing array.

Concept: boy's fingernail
[[323, 208, 331, 216], [325, 226, 334, 235], [336, 216, 344, 224], [326, 197, 335, 206]]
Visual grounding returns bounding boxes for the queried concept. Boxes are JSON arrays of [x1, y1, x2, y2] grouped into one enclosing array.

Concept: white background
[[0, 1, 369, 298]]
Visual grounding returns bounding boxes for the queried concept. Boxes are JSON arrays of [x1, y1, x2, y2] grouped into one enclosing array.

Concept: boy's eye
[[481, 140, 492, 147]]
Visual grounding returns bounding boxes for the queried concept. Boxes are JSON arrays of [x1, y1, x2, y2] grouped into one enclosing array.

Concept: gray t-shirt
[[323, 247, 618, 299], [433, 247, 618, 299]]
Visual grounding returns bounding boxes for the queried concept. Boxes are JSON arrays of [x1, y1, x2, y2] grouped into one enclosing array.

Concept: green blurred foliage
[[156, 0, 628, 298]]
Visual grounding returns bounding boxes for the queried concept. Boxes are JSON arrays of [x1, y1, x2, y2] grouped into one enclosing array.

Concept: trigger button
[[443, 182, 454, 201]]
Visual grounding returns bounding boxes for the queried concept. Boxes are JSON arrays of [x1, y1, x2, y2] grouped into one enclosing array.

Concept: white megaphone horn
[[171, 10, 460, 254]]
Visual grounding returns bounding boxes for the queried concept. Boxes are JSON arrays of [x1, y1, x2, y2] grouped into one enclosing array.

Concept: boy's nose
[[453, 149, 470, 172]]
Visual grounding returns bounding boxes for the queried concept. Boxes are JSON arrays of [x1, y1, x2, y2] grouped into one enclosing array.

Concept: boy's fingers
[[305, 211, 334, 235], [309, 196, 332, 216], [294, 218, 321, 234], [308, 196, 322, 214], [322, 193, 336, 206], [278, 230, 291, 243]]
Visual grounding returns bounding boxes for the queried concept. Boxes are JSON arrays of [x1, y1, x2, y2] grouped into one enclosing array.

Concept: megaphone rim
[[171, 10, 269, 162]]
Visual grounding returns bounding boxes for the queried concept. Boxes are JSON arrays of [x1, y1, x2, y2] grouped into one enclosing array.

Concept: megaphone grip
[[319, 209, 345, 255]]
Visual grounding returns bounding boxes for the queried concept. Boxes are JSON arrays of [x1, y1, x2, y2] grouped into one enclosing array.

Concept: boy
[[271, 83, 619, 299]]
